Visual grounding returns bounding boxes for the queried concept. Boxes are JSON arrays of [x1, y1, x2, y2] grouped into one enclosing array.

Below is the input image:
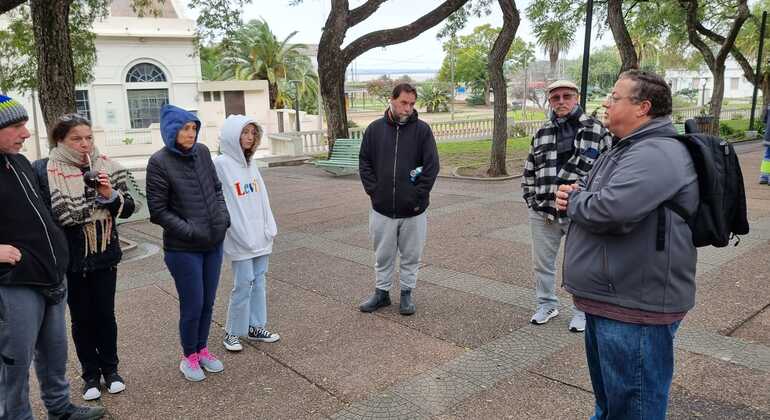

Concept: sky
[[182, 0, 614, 72]]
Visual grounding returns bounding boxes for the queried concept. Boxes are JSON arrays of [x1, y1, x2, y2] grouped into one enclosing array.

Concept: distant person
[[214, 115, 280, 352], [146, 105, 230, 382], [557, 70, 698, 420], [33, 114, 136, 401], [358, 83, 439, 315], [760, 104, 770, 184], [0, 95, 104, 419], [521, 80, 611, 332]]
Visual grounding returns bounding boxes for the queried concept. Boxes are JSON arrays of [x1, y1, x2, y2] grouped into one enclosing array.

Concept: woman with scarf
[[33, 113, 136, 401]]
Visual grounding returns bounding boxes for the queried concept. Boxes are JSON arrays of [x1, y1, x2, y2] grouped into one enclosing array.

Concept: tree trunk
[[317, 0, 469, 142], [30, 0, 76, 145], [548, 51, 558, 79], [268, 82, 279, 109], [487, 0, 519, 177], [680, 0, 748, 134], [607, 0, 639, 73]]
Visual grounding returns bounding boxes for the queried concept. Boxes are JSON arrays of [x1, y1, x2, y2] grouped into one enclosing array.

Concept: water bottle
[[410, 166, 423, 183]]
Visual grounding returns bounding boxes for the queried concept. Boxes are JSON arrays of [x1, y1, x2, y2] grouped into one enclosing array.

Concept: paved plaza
[[29, 142, 770, 419]]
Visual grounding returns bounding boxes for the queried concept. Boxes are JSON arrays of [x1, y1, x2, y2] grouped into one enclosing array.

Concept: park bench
[[314, 138, 361, 176]]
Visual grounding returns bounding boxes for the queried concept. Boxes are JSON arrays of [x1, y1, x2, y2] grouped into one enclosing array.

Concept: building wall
[[665, 59, 758, 101]]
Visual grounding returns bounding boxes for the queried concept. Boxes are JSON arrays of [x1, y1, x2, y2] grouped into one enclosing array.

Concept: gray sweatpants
[[369, 209, 427, 291], [0, 285, 71, 419], [528, 208, 582, 316]]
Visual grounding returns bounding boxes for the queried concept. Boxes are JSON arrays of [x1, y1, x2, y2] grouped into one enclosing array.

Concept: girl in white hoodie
[[214, 115, 280, 352]]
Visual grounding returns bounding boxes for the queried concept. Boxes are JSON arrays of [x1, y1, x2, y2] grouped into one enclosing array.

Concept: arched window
[[125, 63, 167, 83]]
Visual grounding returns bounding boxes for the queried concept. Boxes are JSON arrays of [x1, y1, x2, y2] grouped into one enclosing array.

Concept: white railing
[[104, 128, 152, 146], [299, 130, 328, 154]]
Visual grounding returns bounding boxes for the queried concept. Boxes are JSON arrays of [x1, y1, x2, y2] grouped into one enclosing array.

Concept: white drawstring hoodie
[[213, 115, 277, 261]]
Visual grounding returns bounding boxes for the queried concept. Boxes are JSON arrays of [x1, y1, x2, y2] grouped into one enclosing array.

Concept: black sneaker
[[82, 377, 101, 401], [49, 403, 105, 420], [247, 326, 280, 343], [103, 372, 126, 394]]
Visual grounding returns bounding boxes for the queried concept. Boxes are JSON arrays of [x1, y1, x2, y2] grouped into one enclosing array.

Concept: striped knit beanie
[[0, 95, 29, 129]]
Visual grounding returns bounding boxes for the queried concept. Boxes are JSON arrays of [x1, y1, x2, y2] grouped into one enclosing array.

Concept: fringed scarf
[[47, 144, 125, 256]]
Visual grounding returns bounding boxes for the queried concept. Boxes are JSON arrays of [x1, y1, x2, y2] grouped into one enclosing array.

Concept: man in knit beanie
[[0, 95, 105, 419]]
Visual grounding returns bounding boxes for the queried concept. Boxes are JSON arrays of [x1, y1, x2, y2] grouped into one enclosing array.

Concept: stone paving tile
[[668, 384, 770, 420], [390, 368, 484, 416], [732, 305, 770, 346], [687, 240, 770, 334], [374, 282, 529, 349], [434, 371, 594, 420], [484, 223, 531, 245], [673, 350, 770, 415], [332, 392, 430, 420], [528, 341, 593, 392], [251, 279, 464, 402], [441, 349, 523, 388]]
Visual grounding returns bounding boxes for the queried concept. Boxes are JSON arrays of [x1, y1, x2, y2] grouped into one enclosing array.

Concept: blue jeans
[[226, 255, 270, 336], [164, 243, 224, 356], [584, 313, 681, 420]]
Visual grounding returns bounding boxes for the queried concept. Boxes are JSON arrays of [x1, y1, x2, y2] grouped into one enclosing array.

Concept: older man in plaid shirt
[[521, 80, 612, 332]]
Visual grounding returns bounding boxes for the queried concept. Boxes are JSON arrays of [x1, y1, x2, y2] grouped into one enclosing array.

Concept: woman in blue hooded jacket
[[145, 104, 230, 382]]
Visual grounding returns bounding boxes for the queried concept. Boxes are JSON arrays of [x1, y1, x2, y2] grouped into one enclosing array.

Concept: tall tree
[[487, 0, 519, 177], [313, 0, 469, 141], [679, 0, 749, 132], [223, 19, 308, 109], [526, 0, 580, 79], [0, 0, 159, 135]]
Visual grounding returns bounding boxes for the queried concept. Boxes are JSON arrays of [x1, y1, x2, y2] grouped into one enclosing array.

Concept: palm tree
[[533, 21, 575, 79], [281, 57, 320, 113], [223, 19, 307, 108]]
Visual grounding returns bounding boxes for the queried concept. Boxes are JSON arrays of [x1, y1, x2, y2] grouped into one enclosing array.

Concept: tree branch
[[0, 0, 25, 14], [679, 0, 716, 71], [695, 20, 755, 84], [348, 0, 389, 27], [342, 0, 469, 63]]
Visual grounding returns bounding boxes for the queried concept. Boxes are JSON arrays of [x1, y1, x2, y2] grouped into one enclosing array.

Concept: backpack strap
[[656, 200, 692, 251]]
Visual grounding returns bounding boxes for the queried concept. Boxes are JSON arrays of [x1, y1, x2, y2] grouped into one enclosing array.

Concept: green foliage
[[221, 19, 318, 110], [364, 75, 415, 106], [418, 83, 451, 113], [188, 0, 254, 43], [0, 1, 108, 94], [465, 91, 486, 106], [526, 0, 581, 72], [437, 24, 534, 102], [566, 46, 621, 91]]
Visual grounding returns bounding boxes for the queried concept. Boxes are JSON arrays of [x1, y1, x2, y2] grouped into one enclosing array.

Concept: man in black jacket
[[0, 95, 104, 419], [358, 84, 439, 315]]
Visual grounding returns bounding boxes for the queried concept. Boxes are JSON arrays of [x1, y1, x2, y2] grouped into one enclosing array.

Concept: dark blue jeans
[[584, 313, 681, 420], [164, 243, 224, 357]]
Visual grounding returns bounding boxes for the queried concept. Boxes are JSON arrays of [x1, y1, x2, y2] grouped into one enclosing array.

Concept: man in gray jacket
[[556, 70, 698, 420]]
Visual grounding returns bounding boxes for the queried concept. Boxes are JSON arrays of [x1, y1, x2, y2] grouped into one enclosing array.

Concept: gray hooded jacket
[[563, 116, 699, 313]]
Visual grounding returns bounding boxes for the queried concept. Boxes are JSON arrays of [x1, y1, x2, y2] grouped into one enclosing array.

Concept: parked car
[[510, 99, 524, 110]]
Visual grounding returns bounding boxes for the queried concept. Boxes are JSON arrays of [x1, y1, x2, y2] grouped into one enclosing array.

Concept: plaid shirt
[[522, 112, 611, 223]]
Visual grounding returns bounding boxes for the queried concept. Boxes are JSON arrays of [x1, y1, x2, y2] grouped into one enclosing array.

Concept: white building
[[7, 0, 274, 161], [665, 58, 757, 105]]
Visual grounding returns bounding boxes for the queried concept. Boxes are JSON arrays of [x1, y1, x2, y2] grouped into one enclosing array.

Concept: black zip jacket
[[359, 110, 439, 218], [146, 143, 230, 252], [0, 153, 69, 290]]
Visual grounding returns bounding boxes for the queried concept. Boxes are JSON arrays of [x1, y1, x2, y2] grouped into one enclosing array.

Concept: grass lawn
[[437, 137, 531, 176]]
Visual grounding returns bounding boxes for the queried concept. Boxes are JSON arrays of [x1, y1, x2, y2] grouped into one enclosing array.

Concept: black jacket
[[0, 153, 69, 291], [146, 143, 230, 252], [359, 110, 439, 218], [32, 158, 136, 273]]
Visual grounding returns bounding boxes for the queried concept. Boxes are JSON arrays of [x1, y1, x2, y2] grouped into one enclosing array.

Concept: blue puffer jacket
[[145, 105, 230, 251]]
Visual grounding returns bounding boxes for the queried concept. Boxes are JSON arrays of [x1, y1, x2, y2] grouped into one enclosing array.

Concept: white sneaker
[[569, 314, 586, 333], [82, 378, 101, 401], [530, 307, 559, 325], [104, 373, 126, 394]]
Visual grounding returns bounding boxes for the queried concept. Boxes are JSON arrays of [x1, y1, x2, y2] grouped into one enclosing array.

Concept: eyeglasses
[[548, 93, 577, 102], [605, 94, 638, 105]]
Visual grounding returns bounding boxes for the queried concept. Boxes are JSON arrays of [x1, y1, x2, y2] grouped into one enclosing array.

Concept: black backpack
[[657, 133, 749, 250]]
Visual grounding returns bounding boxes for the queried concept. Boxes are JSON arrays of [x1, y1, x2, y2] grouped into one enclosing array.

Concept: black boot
[[359, 288, 391, 312], [399, 289, 416, 315]]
